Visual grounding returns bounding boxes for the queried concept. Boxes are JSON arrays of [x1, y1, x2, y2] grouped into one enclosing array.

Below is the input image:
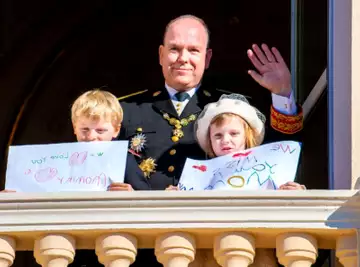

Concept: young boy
[[2, 89, 150, 193], [71, 89, 150, 191]]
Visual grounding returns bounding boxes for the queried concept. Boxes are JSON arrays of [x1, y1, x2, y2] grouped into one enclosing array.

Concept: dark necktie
[[175, 91, 190, 102]]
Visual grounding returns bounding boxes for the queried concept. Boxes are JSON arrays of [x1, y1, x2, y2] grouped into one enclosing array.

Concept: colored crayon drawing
[[34, 167, 58, 183], [69, 151, 88, 166], [179, 141, 301, 191], [5, 141, 129, 192]]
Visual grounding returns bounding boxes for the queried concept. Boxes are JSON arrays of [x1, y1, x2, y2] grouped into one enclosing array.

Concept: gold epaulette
[[117, 89, 148, 101], [270, 104, 303, 134]]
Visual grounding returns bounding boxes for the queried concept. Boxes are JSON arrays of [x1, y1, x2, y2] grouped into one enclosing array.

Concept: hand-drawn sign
[[178, 141, 301, 191], [5, 141, 129, 192]]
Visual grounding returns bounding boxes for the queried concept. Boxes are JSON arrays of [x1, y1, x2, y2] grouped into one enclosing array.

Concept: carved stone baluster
[[276, 233, 318, 267], [34, 234, 75, 267], [155, 232, 196, 267], [96, 233, 137, 267], [336, 234, 358, 267], [214, 232, 256, 267], [0, 236, 15, 267], [189, 249, 219, 267]]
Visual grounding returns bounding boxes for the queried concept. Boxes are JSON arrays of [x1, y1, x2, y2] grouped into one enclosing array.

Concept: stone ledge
[[0, 190, 358, 250]]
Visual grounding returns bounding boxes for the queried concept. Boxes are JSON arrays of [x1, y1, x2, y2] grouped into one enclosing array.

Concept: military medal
[[139, 157, 157, 178], [163, 113, 197, 142], [130, 133, 146, 152]]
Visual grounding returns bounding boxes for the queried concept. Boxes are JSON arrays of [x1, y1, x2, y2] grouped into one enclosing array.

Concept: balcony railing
[[0, 190, 359, 267]]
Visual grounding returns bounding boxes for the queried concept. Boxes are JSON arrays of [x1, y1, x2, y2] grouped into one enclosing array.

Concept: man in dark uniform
[[118, 14, 303, 191], [116, 15, 307, 267]]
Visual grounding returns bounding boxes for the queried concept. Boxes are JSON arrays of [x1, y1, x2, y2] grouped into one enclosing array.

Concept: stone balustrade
[[0, 190, 359, 267]]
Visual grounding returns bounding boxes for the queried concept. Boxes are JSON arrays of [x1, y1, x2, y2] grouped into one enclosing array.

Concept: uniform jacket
[[124, 153, 151, 190]]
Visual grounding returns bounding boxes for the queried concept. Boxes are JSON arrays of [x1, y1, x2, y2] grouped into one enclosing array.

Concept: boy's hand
[[107, 183, 134, 191], [165, 185, 179, 191], [0, 189, 16, 193], [279, 182, 306, 190]]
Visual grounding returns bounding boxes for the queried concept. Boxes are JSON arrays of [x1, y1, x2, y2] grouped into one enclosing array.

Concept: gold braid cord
[[270, 105, 303, 134]]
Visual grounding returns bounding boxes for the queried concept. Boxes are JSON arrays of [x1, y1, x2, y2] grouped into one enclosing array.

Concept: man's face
[[73, 116, 120, 142], [159, 18, 212, 91]]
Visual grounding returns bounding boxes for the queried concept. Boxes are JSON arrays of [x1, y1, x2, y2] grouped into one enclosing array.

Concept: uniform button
[[169, 149, 176, 155], [168, 166, 175, 172]]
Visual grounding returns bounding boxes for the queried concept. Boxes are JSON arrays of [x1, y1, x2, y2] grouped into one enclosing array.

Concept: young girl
[[167, 93, 304, 191], [196, 93, 305, 190], [169, 93, 305, 267]]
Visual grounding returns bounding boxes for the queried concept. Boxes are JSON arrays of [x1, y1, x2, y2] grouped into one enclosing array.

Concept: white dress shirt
[[271, 90, 297, 115], [165, 83, 297, 116], [165, 84, 199, 115]]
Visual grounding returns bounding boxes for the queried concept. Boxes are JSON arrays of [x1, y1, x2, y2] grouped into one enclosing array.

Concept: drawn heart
[[34, 167, 58, 183], [232, 151, 252, 158], [69, 151, 88, 166], [192, 165, 207, 172]]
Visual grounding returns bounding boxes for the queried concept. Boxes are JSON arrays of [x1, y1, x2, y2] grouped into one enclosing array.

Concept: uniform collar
[[152, 84, 203, 118], [164, 83, 199, 100]]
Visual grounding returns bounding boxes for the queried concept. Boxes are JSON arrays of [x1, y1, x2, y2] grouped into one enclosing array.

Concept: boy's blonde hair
[[206, 113, 257, 158], [71, 89, 123, 127]]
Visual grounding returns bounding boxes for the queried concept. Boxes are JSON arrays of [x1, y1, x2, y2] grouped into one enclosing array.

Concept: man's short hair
[[71, 89, 123, 127], [163, 14, 211, 48]]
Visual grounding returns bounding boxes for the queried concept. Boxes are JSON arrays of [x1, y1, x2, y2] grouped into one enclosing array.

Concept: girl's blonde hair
[[71, 89, 123, 127], [205, 113, 258, 158]]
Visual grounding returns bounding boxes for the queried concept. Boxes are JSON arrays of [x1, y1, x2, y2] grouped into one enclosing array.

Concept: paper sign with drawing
[[178, 141, 301, 191], [5, 140, 129, 192]]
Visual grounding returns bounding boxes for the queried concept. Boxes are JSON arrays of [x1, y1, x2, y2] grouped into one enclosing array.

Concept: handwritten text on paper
[[178, 141, 301, 191], [5, 141, 129, 192]]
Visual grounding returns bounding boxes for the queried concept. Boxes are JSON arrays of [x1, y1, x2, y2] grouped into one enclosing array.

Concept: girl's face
[[210, 116, 246, 157]]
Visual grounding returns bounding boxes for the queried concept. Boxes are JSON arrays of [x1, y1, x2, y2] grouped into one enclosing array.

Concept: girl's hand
[[279, 182, 306, 190], [165, 185, 179, 191]]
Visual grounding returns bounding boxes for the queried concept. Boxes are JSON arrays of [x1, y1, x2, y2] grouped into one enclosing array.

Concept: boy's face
[[73, 116, 120, 142], [210, 116, 246, 157]]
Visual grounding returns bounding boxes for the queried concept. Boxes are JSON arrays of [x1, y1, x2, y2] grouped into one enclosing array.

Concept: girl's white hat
[[195, 93, 266, 153]]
